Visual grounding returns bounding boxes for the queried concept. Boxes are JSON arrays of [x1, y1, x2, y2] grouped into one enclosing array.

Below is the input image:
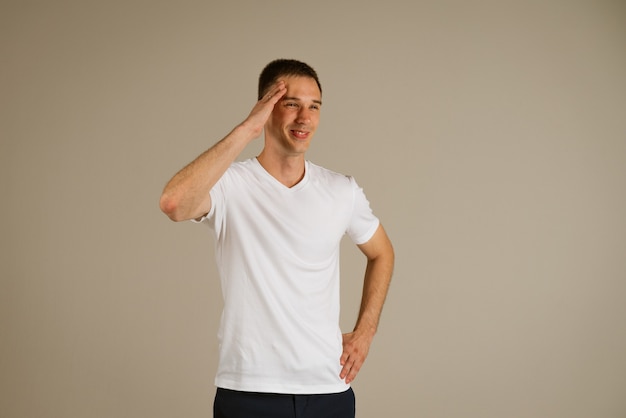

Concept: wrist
[[236, 118, 264, 141], [353, 323, 377, 338]]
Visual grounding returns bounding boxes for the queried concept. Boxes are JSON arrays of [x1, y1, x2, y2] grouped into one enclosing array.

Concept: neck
[[256, 151, 306, 188]]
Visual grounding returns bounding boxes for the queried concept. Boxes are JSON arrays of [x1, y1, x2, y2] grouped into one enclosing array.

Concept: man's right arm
[[159, 81, 286, 222]]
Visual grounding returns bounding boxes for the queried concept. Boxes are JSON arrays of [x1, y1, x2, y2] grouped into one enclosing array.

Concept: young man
[[160, 59, 394, 418]]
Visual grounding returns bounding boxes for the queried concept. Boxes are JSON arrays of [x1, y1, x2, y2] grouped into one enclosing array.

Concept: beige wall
[[2, 1, 625, 417]]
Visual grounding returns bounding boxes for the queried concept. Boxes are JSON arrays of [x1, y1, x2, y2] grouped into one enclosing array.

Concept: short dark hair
[[258, 59, 322, 100]]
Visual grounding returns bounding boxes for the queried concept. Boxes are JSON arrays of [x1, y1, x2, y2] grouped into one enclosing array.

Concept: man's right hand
[[239, 80, 287, 139]]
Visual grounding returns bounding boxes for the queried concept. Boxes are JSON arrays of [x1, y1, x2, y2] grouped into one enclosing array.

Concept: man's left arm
[[340, 224, 395, 384]]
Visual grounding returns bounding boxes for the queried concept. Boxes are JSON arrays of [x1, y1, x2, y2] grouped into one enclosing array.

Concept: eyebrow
[[282, 96, 323, 106]]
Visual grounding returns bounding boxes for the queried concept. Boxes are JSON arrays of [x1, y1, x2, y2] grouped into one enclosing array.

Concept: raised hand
[[160, 80, 287, 222], [240, 80, 287, 138]]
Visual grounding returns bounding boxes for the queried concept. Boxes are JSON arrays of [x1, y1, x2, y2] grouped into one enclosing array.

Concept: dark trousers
[[213, 387, 355, 418]]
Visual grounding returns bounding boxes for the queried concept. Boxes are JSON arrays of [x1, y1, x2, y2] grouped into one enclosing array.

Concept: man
[[160, 59, 394, 418]]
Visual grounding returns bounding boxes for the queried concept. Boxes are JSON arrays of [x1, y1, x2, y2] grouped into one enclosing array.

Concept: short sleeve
[[190, 189, 217, 225], [346, 176, 380, 245], [190, 173, 226, 239]]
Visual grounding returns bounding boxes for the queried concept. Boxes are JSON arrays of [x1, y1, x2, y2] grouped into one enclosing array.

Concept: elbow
[[376, 245, 395, 269], [159, 193, 184, 222]]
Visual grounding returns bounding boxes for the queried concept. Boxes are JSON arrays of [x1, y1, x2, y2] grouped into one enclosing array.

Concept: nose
[[295, 107, 311, 124]]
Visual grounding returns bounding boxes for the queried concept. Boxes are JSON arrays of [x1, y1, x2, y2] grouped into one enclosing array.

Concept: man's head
[[260, 60, 322, 159], [258, 59, 322, 100]]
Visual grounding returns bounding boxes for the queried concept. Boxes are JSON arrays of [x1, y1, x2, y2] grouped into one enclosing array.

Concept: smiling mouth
[[291, 130, 309, 139]]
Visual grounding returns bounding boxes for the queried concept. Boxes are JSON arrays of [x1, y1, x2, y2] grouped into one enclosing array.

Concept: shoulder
[[307, 161, 353, 187], [221, 158, 260, 182], [229, 158, 257, 173]]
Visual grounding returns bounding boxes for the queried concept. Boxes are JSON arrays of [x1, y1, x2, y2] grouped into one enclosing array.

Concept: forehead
[[279, 76, 321, 101]]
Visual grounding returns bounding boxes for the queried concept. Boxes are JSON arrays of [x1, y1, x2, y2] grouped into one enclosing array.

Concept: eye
[[285, 102, 299, 108], [310, 104, 320, 111]]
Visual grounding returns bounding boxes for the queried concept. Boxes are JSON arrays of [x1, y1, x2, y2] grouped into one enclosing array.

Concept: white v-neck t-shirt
[[196, 158, 379, 394]]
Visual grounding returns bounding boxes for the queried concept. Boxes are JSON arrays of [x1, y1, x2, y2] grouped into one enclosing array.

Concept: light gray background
[[2, 1, 625, 417]]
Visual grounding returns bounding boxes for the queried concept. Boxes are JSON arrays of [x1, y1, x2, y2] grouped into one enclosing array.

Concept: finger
[[340, 365, 350, 381], [346, 363, 360, 384], [340, 349, 349, 366], [264, 81, 286, 102], [339, 350, 357, 374], [341, 358, 362, 384]]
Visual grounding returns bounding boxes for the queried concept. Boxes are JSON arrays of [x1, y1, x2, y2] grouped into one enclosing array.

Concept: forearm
[[340, 226, 394, 383], [160, 81, 287, 222], [159, 123, 255, 221], [353, 250, 394, 336]]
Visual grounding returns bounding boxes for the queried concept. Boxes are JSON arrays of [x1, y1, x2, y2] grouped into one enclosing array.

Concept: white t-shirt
[[196, 158, 379, 394]]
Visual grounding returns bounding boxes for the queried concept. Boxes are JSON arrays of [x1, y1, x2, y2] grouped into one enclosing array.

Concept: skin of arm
[[340, 224, 395, 384], [159, 81, 287, 222]]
